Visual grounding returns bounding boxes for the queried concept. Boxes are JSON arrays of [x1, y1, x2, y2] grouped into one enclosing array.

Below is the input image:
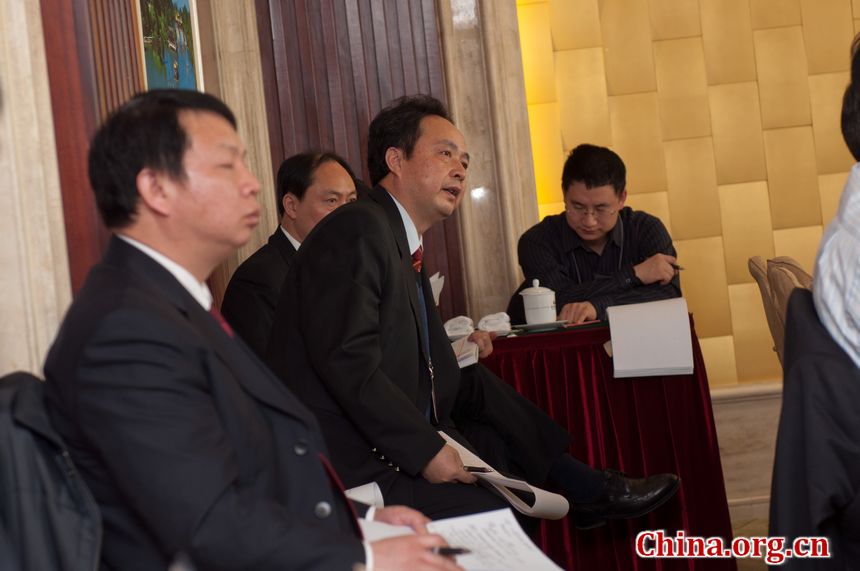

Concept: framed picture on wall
[[135, 0, 204, 90]]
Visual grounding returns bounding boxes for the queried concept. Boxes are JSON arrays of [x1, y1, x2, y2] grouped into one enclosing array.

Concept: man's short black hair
[[275, 151, 357, 217], [842, 34, 860, 161], [88, 89, 237, 229], [561, 144, 626, 196], [366, 94, 452, 186]]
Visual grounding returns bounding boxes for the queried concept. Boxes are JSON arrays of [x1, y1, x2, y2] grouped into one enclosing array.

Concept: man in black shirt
[[508, 144, 681, 324]]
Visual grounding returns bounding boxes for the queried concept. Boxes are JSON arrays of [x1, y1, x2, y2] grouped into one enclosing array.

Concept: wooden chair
[[748, 256, 786, 364]]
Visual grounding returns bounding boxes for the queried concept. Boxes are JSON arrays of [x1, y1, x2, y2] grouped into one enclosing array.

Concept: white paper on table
[[429, 272, 445, 306], [345, 482, 385, 508]]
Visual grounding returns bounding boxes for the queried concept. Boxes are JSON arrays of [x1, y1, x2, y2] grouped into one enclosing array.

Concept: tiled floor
[[733, 518, 769, 571]]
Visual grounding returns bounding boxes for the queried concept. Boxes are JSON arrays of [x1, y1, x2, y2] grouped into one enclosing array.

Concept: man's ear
[[618, 190, 627, 208], [135, 168, 173, 216], [283, 193, 299, 220], [384, 146, 402, 176]]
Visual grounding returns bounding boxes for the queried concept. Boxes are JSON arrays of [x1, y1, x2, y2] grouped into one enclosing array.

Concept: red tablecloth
[[481, 321, 736, 571]]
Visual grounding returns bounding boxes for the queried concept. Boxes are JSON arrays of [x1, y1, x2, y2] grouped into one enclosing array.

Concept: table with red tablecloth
[[481, 321, 736, 571]]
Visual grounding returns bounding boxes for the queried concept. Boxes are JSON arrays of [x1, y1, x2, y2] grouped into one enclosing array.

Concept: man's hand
[[558, 301, 597, 324], [372, 534, 465, 571], [466, 330, 497, 358], [420, 444, 477, 484], [634, 253, 678, 285], [374, 506, 431, 534]]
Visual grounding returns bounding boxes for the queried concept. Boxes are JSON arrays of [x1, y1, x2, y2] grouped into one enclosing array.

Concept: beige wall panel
[[698, 336, 739, 386], [675, 236, 733, 337], [719, 182, 775, 285], [550, 0, 602, 50], [527, 103, 566, 204], [750, 0, 801, 30], [624, 191, 673, 235], [555, 49, 612, 149], [654, 38, 712, 141], [700, 0, 757, 85], [773, 225, 823, 274], [809, 73, 855, 174], [600, 0, 656, 95], [729, 284, 783, 382], [648, 0, 701, 40], [800, 0, 853, 74], [665, 138, 723, 239], [708, 82, 767, 184], [856, 19, 860, 35], [754, 27, 812, 129], [763, 127, 822, 228], [608, 93, 667, 193], [518, 3, 556, 104], [819, 172, 850, 226], [538, 201, 565, 221], [855, 0, 860, 14]]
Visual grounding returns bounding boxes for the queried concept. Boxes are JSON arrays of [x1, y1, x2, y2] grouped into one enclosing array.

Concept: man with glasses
[[508, 144, 681, 324]]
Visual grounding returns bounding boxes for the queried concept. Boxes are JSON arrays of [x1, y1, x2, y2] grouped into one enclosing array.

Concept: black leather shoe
[[572, 470, 680, 530]]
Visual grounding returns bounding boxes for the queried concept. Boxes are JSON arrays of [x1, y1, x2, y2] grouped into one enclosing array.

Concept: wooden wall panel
[[256, 0, 465, 319]]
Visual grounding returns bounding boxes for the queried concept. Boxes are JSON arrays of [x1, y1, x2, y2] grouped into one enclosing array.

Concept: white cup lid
[[520, 279, 554, 296]]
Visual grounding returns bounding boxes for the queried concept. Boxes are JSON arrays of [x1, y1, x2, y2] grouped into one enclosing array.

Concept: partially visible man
[[267, 95, 679, 528], [221, 151, 357, 357], [507, 144, 681, 324], [43, 90, 461, 571]]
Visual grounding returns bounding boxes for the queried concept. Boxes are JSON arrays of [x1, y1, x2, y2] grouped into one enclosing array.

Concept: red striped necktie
[[412, 244, 423, 273], [209, 305, 234, 337]]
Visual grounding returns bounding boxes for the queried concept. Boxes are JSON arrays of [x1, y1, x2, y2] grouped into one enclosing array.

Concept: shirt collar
[[563, 210, 625, 252], [388, 192, 422, 255], [117, 234, 213, 310], [280, 225, 302, 251]]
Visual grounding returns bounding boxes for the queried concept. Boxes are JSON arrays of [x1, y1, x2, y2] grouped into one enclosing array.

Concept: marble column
[[0, 1, 72, 375], [200, 0, 277, 305], [437, 0, 539, 320]]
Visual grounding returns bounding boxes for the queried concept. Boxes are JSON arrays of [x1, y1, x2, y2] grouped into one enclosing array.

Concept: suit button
[[314, 501, 332, 519], [293, 441, 308, 456]]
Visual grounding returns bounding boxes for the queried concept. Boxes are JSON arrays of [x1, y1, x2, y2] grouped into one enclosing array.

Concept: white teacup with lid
[[519, 279, 557, 325]]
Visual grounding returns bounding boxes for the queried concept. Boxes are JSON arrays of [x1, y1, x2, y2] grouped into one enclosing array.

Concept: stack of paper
[[606, 297, 694, 378], [451, 336, 480, 368]]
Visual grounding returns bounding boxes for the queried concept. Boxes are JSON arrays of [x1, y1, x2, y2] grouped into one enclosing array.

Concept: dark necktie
[[209, 305, 234, 337], [412, 245, 437, 422], [411, 244, 423, 273]]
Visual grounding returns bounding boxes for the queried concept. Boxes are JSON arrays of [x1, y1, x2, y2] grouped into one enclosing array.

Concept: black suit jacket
[[221, 228, 297, 358], [770, 289, 860, 568], [266, 186, 569, 494], [44, 237, 364, 571]]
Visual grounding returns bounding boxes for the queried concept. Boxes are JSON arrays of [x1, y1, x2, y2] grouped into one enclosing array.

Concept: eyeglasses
[[566, 204, 617, 220]]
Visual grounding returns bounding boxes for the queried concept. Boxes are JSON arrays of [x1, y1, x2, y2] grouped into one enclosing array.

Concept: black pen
[[671, 264, 685, 271], [431, 547, 471, 556], [464, 465, 492, 473]]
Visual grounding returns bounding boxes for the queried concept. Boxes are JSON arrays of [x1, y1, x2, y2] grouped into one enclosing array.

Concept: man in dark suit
[[221, 152, 357, 357], [267, 95, 679, 527], [43, 90, 462, 571]]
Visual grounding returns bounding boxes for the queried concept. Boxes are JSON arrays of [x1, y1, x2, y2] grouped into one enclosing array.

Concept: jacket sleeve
[[220, 269, 279, 359]]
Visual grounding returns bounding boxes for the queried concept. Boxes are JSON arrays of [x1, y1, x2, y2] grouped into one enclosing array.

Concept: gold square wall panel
[[527, 103, 565, 204], [708, 82, 767, 184], [750, 0, 801, 30], [719, 182, 775, 285], [654, 38, 712, 141], [648, 0, 701, 40], [729, 283, 783, 382], [763, 127, 822, 228], [800, 0, 853, 74], [754, 27, 812, 129], [855, 0, 860, 14], [809, 73, 854, 175], [538, 201, 565, 221], [772, 226, 823, 275], [700, 0, 757, 85], [624, 191, 672, 235], [555, 49, 612, 149], [674, 236, 733, 337], [665, 137, 723, 239], [600, 0, 656, 95], [856, 19, 860, 35], [608, 93, 668, 194], [698, 335, 739, 386], [517, 3, 557, 105], [549, 0, 602, 50], [819, 172, 850, 226]]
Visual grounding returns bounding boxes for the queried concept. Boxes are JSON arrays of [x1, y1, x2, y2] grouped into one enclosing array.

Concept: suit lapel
[[368, 186, 431, 361], [269, 228, 297, 269]]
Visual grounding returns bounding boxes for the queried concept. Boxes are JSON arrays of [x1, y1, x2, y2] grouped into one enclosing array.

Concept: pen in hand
[[431, 547, 471, 557], [671, 264, 685, 271]]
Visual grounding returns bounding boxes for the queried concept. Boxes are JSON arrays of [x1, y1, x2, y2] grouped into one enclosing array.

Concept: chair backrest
[[767, 256, 813, 290], [748, 256, 785, 364], [767, 265, 804, 343]]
